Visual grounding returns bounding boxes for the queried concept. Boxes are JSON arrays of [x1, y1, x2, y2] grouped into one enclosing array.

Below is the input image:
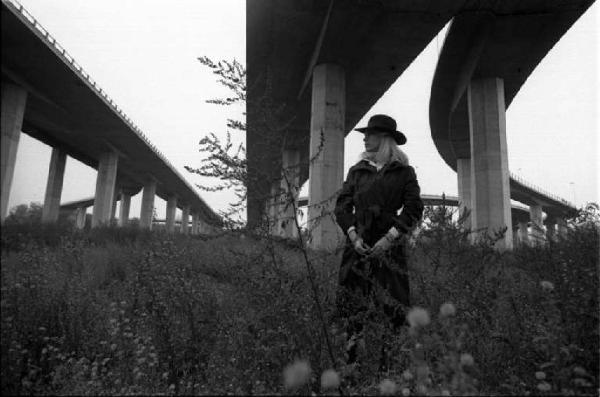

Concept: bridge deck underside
[[1, 3, 220, 224], [246, 0, 461, 223], [429, 0, 591, 216]]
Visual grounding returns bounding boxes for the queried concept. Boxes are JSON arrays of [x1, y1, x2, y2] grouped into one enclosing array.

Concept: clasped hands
[[348, 228, 396, 257]]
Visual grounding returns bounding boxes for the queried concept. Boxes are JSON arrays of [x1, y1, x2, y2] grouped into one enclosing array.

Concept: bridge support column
[[140, 179, 157, 230], [191, 212, 199, 235], [278, 149, 300, 239], [467, 77, 512, 249], [557, 217, 568, 238], [42, 148, 67, 223], [545, 217, 557, 242], [456, 158, 472, 229], [118, 192, 131, 226], [110, 190, 119, 222], [181, 205, 190, 234], [308, 63, 345, 250], [529, 204, 544, 245], [517, 221, 529, 246], [92, 151, 118, 227], [1, 83, 27, 223], [266, 182, 279, 235], [76, 207, 87, 229], [166, 196, 177, 233]]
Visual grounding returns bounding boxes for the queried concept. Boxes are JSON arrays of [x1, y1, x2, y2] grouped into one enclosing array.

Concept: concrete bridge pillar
[[266, 182, 280, 235], [191, 212, 199, 235], [557, 217, 568, 238], [76, 207, 87, 229], [545, 216, 557, 242], [456, 158, 472, 229], [110, 190, 119, 222], [181, 205, 190, 234], [166, 196, 177, 233], [529, 204, 544, 245], [92, 151, 118, 227], [42, 148, 67, 223], [467, 77, 512, 249], [278, 149, 300, 239], [118, 192, 131, 226], [140, 179, 157, 229], [517, 221, 529, 246], [308, 63, 345, 250], [1, 83, 27, 223]]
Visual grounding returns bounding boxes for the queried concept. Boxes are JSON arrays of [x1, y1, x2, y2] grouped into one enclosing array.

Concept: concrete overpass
[[294, 193, 553, 246], [429, 0, 589, 248], [1, 0, 221, 233], [247, 0, 464, 248], [248, 0, 587, 250], [59, 196, 219, 234]]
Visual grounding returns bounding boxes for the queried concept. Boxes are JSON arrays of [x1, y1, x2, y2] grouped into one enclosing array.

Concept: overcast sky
[[7, 0, 599, 220]]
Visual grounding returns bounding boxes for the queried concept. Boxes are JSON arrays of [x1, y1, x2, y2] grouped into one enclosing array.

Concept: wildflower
[[407, 307, 430, 328], [441, 390, 451, 396], [401, 387, 411, 396], [460, 353, 474, 367], [439, 302, 456, 317], [572, 366, 587, 376], [379, 379, 397, 395], [535, 371, 546, 380], [402, 369, 413, 381], [540, 280, 554, 291], [537, 381, 551, 392], [283, 360, 311, 390], [320, 369, 340, 389]]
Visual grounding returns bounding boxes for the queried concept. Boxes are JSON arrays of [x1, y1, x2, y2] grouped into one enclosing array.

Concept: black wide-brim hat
[[355, 114, 407, 145]]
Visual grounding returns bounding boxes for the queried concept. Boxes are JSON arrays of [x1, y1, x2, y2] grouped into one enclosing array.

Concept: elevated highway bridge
[[248, 0, 587, 249], [1, 0, 221, 233]]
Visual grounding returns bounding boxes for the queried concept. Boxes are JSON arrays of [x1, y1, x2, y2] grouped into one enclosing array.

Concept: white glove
[[369, 227, 400, 257], [348, 228, 370, 255]]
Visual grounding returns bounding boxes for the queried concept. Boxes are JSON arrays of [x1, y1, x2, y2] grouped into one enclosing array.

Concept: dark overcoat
[[334, 159, 424, 326]]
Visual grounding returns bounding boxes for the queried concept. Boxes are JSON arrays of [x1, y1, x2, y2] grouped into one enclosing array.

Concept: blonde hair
[[360, 135, 409, 166]]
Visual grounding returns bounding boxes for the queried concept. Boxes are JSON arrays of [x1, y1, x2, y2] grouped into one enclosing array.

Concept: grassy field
[[1, 208, 598, 395]]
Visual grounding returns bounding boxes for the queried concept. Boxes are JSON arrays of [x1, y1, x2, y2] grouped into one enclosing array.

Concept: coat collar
[[353, 159, 406, 173]]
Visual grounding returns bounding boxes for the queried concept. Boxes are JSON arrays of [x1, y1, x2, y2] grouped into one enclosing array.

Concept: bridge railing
[[3, 0, 217, 221], [509, 171, 574, 208]]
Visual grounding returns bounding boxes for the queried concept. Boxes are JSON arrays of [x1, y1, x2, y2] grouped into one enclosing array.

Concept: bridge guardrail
[[509, 172, 574, 208], [3, 0, 219, 223]]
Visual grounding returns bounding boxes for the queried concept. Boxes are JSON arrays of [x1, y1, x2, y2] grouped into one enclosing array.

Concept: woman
[[334, 114, 424, 365]]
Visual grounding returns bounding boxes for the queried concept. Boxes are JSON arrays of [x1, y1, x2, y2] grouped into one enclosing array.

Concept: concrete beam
[[467, 77, 512, 249], [1, 83, 27, 222], [166, 195, 177, 233], [308, 63, 345, 250], [181, 205, 190, 234], [92, 151, 118, 227], [456, 157, 472, 229], [140, 179, 157, 230], [42, 148, 67, 223]]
